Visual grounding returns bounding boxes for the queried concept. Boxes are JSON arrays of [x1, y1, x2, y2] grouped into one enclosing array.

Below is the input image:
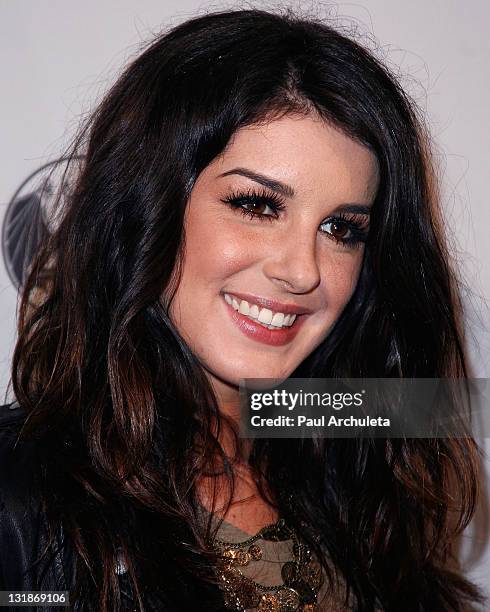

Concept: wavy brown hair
[[11, 8, 484, 611]]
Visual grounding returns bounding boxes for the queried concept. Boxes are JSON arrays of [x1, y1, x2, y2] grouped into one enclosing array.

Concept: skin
[[168, 112, 379, 529], [169, 113, 379, 407]]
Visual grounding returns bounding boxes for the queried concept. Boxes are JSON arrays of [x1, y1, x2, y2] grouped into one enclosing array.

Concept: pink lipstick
[[222, 295, 307, 346]]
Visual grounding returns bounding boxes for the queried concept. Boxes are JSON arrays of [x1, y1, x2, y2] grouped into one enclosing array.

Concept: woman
[[0, 7, 485, 612]]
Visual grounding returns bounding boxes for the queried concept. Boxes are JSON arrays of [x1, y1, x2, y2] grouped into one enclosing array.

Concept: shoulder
[[0, 399, 37, 494], [0, 397, 41, 511], [0, 401, 77, 598], [0, 400, 49, 587], [0, 398, 26, 430], [0, 398, 33, 472]]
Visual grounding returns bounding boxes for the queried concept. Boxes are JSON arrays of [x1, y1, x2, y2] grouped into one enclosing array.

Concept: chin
[[221, 364, 293, 387]]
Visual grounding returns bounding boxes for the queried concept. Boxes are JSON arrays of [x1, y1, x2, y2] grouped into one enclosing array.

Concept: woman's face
[[168, 114, 379, 405]]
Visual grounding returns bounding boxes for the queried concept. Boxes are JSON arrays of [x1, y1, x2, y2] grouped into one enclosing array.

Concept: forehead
[[204, 114, 379, 203]]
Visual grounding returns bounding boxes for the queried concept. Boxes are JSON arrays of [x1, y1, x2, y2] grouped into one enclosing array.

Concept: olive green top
[[200, 505, 352, 611]]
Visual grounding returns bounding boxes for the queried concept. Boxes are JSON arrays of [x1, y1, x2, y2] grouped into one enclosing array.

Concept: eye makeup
[[220, 187, 370, 248]]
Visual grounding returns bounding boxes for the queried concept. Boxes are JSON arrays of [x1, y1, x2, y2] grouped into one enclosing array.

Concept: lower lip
[[222, 298, 306, 346]]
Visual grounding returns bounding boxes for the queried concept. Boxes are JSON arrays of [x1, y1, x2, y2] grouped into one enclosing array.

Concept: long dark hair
[[11, 8, 484, 611]]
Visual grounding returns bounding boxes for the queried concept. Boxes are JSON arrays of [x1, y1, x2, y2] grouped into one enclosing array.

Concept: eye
[[241, 199, 276, 216], [321, 220, 354, 240], [220, 187, 286, 221], [319, 214, 369, 248]]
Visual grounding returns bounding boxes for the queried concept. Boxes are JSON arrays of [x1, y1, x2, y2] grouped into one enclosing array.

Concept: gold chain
[[211, 518, 323, 611]]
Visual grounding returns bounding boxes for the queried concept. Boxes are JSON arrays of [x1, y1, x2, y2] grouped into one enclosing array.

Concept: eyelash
[[220, 187, 369, 248]]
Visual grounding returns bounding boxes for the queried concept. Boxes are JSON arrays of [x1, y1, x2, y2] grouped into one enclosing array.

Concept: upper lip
[[222, 290, 313, 315]]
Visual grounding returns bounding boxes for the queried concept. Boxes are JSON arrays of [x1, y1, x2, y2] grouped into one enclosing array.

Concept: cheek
[[183, 217, 259, 284], [322, 251, 364, 312]]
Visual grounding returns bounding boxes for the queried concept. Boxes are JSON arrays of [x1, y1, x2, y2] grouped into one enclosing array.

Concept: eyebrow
[[218, 167, 373, 215], [218, 167, 295, 198], [334, 204, 372, 215]]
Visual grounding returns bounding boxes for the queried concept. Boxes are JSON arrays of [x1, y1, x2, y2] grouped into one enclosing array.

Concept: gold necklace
[[211, 517, 324, 611]]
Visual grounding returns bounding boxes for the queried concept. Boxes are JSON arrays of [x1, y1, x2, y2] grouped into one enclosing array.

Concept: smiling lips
[[223, 292, 297, 330], [222, 291, 308, 347]]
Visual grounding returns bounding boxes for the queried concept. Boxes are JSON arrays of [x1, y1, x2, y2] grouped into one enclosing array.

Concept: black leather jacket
[[0, 401, 178, 612], [2, 401, 482, 612]]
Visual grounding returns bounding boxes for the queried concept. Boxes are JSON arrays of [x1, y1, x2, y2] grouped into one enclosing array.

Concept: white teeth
[[238, 300, 249, 315], [223, 293, 299, 329], [257, 308, 273, 325], [271, 312, 284, 327]]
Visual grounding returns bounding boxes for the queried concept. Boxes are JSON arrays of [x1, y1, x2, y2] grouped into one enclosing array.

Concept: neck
[[195, 372, 262, 516], [205, 371, 252, 463]]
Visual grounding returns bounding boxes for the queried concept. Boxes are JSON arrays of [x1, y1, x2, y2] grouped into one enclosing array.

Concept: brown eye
[[221, 189, 286, 222], [327, 221, 349, 239], [319, 214, 368, 248], [243, 200, 268, 215]]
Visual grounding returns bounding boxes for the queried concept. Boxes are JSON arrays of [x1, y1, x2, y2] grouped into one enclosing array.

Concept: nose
[[262, 227, 321, 294]]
